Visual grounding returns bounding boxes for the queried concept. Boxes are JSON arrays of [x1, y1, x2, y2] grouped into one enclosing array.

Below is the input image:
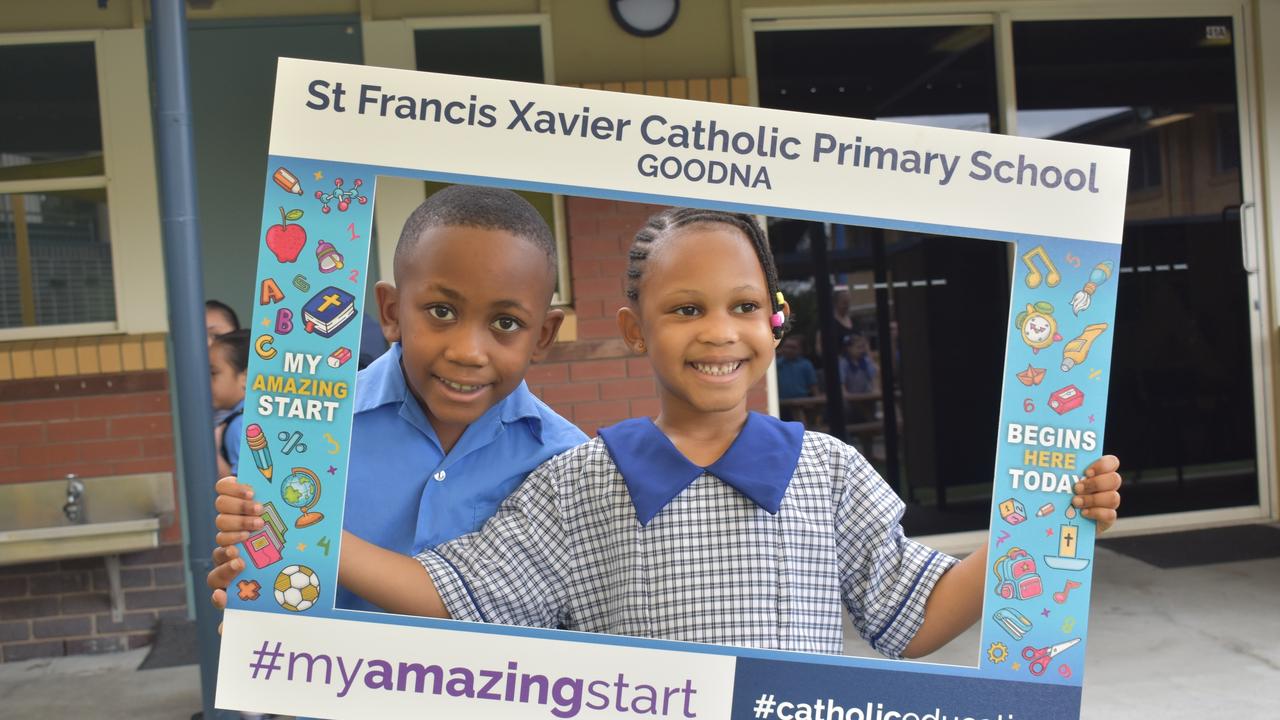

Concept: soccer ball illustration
[[273, 564, 320, 612]]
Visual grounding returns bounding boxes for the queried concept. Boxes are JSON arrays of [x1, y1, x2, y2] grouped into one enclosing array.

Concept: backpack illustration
[[992, 546, 1043, 600]]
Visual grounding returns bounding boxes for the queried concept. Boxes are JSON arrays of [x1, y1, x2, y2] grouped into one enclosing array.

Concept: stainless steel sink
[[0, 472, 175, 565], [0, 472, 176, 620]]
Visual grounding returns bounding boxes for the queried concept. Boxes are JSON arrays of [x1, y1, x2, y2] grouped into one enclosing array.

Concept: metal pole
[[150, 1, 230, 717]]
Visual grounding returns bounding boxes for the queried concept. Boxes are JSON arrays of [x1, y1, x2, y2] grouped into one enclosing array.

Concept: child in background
[[205, 299, 240, 346], [211, 208, 1121, 659], [839, 333, 879, 396], [207, 186, 587, 614], [210, 329, 250, 478], [776, 334, 819, 400], [206, 300, 241, 427]]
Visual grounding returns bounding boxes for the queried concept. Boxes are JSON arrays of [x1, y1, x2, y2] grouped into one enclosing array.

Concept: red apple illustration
[[265, 207, 307, 263]]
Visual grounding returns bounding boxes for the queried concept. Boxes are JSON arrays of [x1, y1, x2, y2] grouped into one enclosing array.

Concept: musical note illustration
[[1021, 245, 1061, 289]]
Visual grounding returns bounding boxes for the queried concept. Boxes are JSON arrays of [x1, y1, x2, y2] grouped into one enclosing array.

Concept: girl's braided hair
[[625, 208, 789, 338]]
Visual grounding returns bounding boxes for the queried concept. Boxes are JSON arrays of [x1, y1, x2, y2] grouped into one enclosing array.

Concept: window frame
[[361, 14, 572, 306], [0, 29, 164, 342]]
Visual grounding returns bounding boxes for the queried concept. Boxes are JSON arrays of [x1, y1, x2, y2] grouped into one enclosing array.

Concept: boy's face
[[377, 225, 562, 440], [619, 224, 776, 419], [208, 345, 245, 411]]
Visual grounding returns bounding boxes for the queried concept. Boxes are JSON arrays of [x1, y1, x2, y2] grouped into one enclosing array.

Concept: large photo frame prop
[[218, 58, 1126, 720]]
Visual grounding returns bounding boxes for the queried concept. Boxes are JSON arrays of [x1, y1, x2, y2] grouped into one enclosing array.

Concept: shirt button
[[433, 471, 446, 482]]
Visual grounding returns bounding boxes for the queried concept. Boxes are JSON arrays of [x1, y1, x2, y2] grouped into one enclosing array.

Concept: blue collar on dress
[[598, 412, 805, 526]]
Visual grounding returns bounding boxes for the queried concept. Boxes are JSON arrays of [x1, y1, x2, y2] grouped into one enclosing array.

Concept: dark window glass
[[755, 24, 998, 131], [758, 25, 1006, 535], [0, 42, 104, 182], [415, 26, 544, 83], [415, 26, 557, 267], [1014, 17, 1257, 516]]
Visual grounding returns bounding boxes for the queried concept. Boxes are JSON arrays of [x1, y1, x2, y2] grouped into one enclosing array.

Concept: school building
[[1, 0, 1278, 663]]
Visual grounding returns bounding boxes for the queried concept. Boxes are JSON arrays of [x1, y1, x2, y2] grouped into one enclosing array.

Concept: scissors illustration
[[1022, 638, 1081, 676]]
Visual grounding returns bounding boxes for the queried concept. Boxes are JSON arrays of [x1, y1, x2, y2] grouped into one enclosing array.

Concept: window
[[0, 41, 114, 331], [0, 30, 163, 343], [413, 19, 570, 303]]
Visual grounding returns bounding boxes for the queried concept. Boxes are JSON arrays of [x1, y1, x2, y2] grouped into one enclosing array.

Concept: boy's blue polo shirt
[[336, 343, 586, 612]]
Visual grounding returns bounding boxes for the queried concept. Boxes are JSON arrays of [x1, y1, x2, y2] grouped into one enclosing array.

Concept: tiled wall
[[0, 333, 168, 380]]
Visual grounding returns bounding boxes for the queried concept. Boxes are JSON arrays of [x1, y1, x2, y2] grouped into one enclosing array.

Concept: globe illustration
[[280, 467, 324, 528], [281, 472, 315, 507]]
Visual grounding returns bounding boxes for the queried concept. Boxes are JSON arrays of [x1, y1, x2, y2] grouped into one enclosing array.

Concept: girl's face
[[209, 344, 246, 411], [619, 223, 776, 421]]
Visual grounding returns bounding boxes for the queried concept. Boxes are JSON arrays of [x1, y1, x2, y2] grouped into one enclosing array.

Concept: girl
[[210, 329, 250, 478], [211, 208, 1120, 659]]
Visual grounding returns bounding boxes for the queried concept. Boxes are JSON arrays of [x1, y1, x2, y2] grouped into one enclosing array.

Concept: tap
[[63, 474, 85, 524]]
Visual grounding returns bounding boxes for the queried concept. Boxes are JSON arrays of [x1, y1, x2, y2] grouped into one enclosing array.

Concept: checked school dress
[[416, 412, 956, 658]]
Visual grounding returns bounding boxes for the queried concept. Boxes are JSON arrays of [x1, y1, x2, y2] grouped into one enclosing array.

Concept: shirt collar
[[354, 342, 408, 413], [598, 412, 804, 526], [354, 342, 544, 441]]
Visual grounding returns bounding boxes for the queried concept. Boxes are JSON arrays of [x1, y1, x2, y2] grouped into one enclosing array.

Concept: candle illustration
[[1070, 261, 1113, 315], [1060, 323, 1108, 372], [1043, 524, 1090, 571], [245, 423, 274, 482]]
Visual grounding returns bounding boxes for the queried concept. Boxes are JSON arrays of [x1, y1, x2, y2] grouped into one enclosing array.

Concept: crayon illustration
[[272, 166, 304, 195], [245, 423, 274, 482]]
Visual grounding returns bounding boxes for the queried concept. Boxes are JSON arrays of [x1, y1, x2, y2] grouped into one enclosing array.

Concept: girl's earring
[[636, 341, 646, 353]]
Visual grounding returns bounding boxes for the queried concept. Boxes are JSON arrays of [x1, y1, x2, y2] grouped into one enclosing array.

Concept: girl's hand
[[1073, 455, 1122, 533]]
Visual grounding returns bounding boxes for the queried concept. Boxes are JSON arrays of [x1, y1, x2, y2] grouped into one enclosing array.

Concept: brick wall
[[530, 197, 768, 434], [0, 371, 186, 662], [0, 545, 188, 662], [0, 374, 175, 495]]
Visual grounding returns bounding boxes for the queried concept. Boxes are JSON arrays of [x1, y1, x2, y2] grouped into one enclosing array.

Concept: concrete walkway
[[1, 547, 1277, 719]]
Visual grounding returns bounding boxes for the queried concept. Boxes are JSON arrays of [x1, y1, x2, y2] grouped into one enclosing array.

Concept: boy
[[209, 185, 587, 612]]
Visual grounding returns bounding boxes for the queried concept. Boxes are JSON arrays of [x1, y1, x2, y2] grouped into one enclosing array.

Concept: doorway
[[753, 11, 1264, 537]]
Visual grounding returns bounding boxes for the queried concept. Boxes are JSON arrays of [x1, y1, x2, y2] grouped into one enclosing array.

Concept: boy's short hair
[[394, 185, 557, 285]]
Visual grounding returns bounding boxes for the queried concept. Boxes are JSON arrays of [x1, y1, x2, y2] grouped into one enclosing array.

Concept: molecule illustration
[[315, 177, 368, 214]]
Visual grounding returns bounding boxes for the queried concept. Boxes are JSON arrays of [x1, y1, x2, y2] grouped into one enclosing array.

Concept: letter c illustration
[[255, 334, 277, 360]]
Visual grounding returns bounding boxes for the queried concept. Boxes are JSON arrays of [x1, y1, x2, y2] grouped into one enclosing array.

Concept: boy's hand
[[214, 475, 264, 547], [1073, 455, 1122, 533], [207, 476, 261, 609], [207, 545, 243, 612]]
